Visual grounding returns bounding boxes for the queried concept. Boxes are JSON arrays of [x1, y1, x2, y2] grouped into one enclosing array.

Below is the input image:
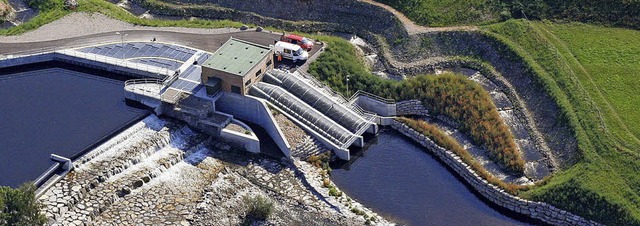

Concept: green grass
[[483, 20, 640, 225], [375, 0, 639, 29], [309, 36, 525, 174], [0, 0, 242, 36], [374, 0, 501, 27]]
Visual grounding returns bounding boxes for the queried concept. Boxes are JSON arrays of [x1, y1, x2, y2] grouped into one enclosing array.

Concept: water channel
[[331, 129, 531, 225], [0, 62, 147, 187]]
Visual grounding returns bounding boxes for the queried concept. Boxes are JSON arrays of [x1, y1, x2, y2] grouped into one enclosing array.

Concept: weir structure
[[108, 38, 381, 161], [0, 36, 393, 174]]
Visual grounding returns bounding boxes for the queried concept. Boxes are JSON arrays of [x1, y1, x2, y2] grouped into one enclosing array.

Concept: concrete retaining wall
[[391, 120, 600, 226], [0, 53, 56, 68], [220, 128, 260, 153], [53, 53, 165, 79], [353, 95, 396, 117], [216, 92, 291, 158]]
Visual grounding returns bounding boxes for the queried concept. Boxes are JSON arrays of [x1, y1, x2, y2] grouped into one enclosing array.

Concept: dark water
[[0, 63, 147, 187], [331, 129, 530, 226]]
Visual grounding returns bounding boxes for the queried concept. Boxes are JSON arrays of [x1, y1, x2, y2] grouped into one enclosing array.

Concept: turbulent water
[[0, 63, 147, 187], [331, 129, 530, 226]]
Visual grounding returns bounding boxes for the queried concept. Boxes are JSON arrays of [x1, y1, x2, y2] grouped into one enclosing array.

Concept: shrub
[[242, 195, 273, 222], [328, 187, 342, 197], [0, 183, 47, 226]]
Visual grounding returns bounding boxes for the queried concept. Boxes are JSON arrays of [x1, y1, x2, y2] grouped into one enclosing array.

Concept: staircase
[[291, 136, 330, 160]]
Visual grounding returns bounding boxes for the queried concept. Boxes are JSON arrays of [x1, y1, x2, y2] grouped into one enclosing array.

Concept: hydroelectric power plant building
[[201, 38, 274, 96], [0, 35, 400, 190]]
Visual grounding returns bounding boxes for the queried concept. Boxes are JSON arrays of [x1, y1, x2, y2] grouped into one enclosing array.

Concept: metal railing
[[57, 49, 174, 77], [252, 86, 353, 146], [292, 70, 378, 125], [295, 70, 350, 104], [349, 90, 396, 104], [124, 78, 163, 98]]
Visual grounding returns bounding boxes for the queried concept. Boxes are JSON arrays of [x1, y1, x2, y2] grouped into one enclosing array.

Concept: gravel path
[[359, 0, 478, 35], [0, 12, 242, 43]]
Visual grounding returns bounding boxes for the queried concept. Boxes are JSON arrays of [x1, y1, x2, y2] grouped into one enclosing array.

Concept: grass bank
[[374, 0, 639, 29], [482, 20, 640, 225], [374, 0, 501, 27], [308, 36, 525, 174], [0, 0, 242, 35], [397, 117, 526, 194]]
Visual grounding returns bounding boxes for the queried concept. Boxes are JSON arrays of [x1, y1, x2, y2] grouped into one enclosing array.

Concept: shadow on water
[[330, 128, 539, 226], [0, 61, 148, 187]]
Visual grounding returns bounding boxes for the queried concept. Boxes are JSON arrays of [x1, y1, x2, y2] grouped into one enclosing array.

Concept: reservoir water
[[331, 129, 529, 225], [0, 62, 147, 187]]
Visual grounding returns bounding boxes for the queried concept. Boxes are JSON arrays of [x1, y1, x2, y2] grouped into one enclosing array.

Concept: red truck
[[280, 34, 314, 51]]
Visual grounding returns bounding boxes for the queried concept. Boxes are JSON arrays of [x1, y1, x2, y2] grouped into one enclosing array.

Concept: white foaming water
[[146, 145, 211, 186], [75, 115, 169, 171], [74, 115, 167, 166], [104, 126, 197, 183]]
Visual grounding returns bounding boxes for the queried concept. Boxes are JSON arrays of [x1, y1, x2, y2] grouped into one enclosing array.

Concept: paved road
[[0, 29, 283, 55]]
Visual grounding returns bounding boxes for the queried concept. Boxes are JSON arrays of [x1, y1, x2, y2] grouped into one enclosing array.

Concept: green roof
[[202, 38, 272, 77]]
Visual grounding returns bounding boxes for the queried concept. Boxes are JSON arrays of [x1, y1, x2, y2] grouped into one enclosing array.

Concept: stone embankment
[[391, 120, 601, 226], [396, 99, 429, 116]]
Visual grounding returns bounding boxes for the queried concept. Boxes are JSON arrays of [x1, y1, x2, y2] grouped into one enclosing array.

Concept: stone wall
[[391, 120, 601, 226], [396, 99, 429, 116]]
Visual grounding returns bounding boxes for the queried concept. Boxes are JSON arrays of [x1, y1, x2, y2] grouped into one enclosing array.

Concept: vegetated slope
[[0, 0, 243, 35], [483, 20, 640, 225], [374, 0, 501, 26], [375, 0, 640, 29], [308, 36, 525, 175]]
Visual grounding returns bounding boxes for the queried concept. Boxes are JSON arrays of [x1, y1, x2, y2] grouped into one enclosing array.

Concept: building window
[[266, 60, 272, 67], [245, 79, 252, 86], [231, 85, 241, 94], [255, 69, 262, 78]]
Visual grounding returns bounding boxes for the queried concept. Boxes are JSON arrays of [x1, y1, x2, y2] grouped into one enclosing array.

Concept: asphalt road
[[0, 30, 283, 55]]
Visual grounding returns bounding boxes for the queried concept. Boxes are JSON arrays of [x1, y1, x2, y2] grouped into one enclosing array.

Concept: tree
[[0, 183, 47, 226]]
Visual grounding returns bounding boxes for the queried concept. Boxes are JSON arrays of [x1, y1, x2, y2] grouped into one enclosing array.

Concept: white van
[[273, 41, 309, 62]]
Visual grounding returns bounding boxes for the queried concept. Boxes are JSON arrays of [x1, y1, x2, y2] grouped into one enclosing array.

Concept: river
[[331, 129, 530, 225]]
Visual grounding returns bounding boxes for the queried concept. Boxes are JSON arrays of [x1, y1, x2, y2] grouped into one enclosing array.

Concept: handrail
[[295, 70, 350, 104], [350, 90, 396, 104], [252, 86, 353, 146]]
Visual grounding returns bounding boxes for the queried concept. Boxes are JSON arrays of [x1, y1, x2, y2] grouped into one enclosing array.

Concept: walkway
[[359, 0, 478, 35]]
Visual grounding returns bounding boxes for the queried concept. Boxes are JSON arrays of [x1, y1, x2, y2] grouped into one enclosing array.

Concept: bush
[[328, 187, 342, 197], [242, 195, 273, 222], [0, 183, 47, 226]]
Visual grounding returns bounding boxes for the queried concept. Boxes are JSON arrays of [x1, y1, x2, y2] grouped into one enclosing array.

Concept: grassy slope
[[483, 20, 640, 225], [0, 0, 242, 35], [374, 0, 500, 26], [376, 0, 639, 29]]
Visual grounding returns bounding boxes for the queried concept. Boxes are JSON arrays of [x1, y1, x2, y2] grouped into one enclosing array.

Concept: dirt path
[[359, 0, 478, 35]]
